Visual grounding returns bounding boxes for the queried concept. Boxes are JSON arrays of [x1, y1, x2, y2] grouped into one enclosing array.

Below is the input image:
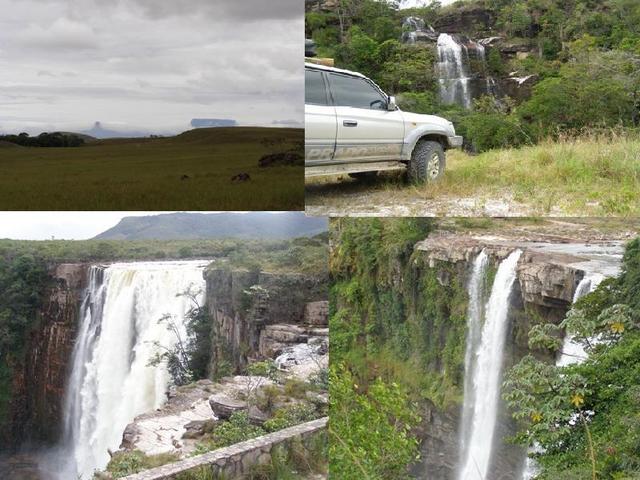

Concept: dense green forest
[[0, 132, 85, 148], [329, 218, 640, 478], [329, 218, 436, 478], [307, 0, 640, 152]]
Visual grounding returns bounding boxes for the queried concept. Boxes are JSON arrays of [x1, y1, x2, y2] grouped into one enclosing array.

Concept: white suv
[[305, 62, 463, 182]]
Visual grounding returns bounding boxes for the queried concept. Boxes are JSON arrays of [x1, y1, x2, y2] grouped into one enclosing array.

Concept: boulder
[[120, 423, 139, 450], [182, 420, 212, 439], [247, 405, 269, 426], [208, 394, 247, 419]]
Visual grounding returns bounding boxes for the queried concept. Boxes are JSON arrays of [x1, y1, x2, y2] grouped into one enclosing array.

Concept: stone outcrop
[[434, 6, 497, 36], [5, 263, 87, 448], [208, 394, 247, 420], [118, 374, 324, 460], [205, 268, 327, 373], [415, 234, 585, 311], [119, 380, 217, 457], [120, 418, 327, 480]]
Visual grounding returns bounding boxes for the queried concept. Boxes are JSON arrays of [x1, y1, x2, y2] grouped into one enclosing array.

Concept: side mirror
[[387, 96, 397, 111]]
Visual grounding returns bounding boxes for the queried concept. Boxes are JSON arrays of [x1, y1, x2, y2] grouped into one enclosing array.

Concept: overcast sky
[[0, 0, 303, 135]]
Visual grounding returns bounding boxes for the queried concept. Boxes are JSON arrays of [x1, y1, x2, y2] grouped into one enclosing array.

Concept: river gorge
[[0, 255, 328, 479]]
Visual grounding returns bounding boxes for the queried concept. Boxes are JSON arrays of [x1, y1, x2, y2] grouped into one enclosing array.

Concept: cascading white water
[[458, 250, 489, 462], [556, 273, 604, 367], [59, 261, 208, 480], [437, 33, 472, 109], [521, 272, 605, 480], [458, 250, 522, 480]]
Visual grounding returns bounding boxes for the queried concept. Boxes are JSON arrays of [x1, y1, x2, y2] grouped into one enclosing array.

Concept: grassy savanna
[[306, 134, 640, 217], [0, 127, 302, 210]]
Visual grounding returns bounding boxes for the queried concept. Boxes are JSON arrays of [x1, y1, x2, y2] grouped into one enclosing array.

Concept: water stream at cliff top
[[56, 261, 207, 480], [458, 249, 522, 480]]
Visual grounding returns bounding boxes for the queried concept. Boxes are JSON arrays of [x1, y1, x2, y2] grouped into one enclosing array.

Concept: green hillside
[[307, 0, 640, 150], [0, 127, 303, 210]]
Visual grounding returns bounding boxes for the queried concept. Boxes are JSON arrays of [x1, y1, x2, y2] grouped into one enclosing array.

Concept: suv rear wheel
[[408, 140, 445, 183]]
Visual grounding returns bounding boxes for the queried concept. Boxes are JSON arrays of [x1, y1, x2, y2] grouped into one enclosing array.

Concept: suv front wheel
[[408, 140, 445, 183]]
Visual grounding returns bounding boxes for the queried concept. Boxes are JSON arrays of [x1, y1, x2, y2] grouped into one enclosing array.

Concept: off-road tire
[[408, 140, 445, 183]]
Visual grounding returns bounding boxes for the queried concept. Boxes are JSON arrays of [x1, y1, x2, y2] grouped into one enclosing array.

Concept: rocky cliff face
[[205, 268, 328, 374], [6, 264, 87, 448], [410, 234, 589, 479]]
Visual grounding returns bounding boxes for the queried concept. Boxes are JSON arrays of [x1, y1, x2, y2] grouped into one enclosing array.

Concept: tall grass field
[[442, 133, 640, 215], [0, 127, 303, 210], [305, 133, 640, 216]]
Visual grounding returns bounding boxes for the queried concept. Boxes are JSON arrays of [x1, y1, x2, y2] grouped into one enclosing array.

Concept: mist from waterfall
[[458, 250, 522, 480], [56, 261, 207, 480], [520, 272, 605, 480]]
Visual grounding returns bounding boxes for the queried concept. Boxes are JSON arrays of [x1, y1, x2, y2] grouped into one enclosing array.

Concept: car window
[[328, 73, 387, 110], [305, 69, 329, 106]]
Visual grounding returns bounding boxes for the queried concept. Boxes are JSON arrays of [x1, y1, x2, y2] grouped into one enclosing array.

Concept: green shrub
[[264, 404, 319, 432], [103, 450, 180, 478], [245, 360, 279, 381], [459, 112, 530, 152], [194, 412, 265, 454], [329, 365, 420, 478]]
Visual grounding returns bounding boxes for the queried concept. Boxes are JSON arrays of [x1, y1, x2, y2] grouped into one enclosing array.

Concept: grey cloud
[[120, 0, 302, 21], [0, 0, 302, 133]]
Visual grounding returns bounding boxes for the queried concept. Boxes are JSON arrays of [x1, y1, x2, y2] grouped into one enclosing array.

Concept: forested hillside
[[306, 0, 640, 152], [329, 218, 640, 478]]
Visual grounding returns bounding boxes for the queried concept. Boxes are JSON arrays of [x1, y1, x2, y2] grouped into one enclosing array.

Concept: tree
[[148, 286, 212, 385], [329, 364, 420, 478], [503, 238, 640, 478]]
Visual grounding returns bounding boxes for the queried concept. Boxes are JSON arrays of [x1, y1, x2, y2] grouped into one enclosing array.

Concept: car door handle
[[343, 120, 358, 127]]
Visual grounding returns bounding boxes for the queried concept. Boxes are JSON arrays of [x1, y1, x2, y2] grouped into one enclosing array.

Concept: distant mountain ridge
[[94, 212, 327, 240]]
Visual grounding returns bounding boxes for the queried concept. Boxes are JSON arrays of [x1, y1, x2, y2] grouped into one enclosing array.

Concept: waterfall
[[521, 272, 604, 480], [556, 273, 604, 367], [58, 261, 207, 480], [458, 250, 522, 480], [437, 33, 472, 109], [458, 250, 489, 462]]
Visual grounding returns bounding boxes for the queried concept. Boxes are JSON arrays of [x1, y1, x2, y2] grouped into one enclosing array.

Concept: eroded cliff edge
[[406, 234, 611, 479], [4, 263, 87, 449], [205, 267, 329, 375]]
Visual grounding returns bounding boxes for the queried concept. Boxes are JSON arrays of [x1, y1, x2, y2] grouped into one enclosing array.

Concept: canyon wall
[[4, 263, 87, 449], [205, 267, 328, 375], [412, 234, 584, 480]]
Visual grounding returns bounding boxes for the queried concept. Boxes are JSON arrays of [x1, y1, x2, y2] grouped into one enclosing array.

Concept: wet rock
[[259, 324, 308, 357], [121, 423, 140, 450]]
